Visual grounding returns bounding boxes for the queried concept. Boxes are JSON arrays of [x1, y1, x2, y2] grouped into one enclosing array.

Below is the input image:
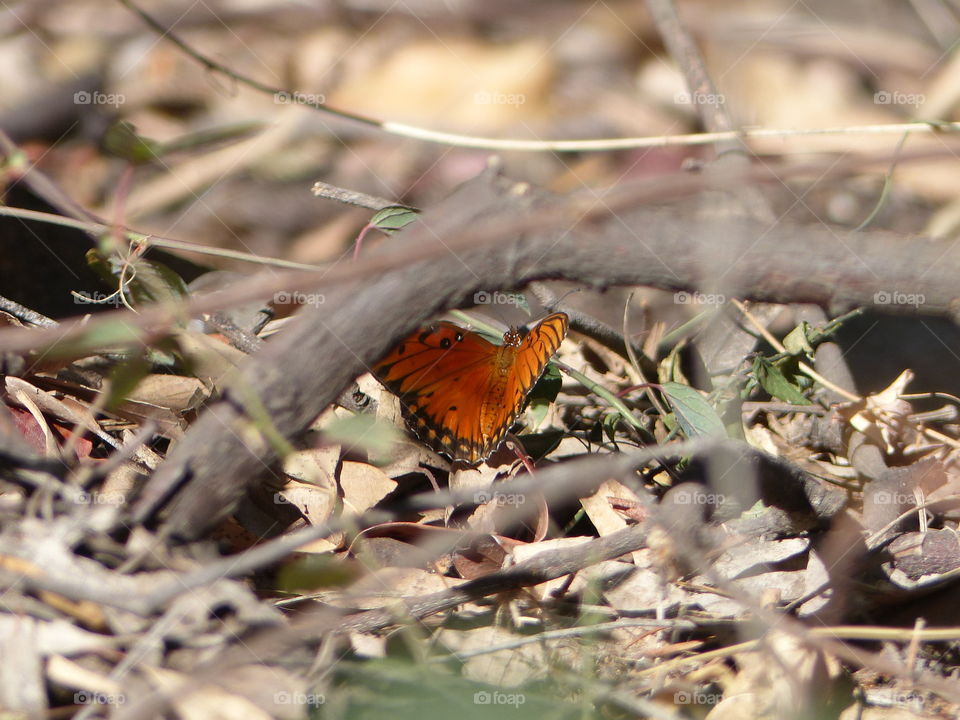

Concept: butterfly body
[[374, 313, 568, 463]]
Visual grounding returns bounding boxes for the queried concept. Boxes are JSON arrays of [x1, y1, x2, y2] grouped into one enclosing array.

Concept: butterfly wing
[[373, 313, 568, 463], [476, 312, 569, 459], [373, 322, 501, 461]]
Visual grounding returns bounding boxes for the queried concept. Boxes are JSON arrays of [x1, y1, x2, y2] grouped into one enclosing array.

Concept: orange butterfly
[[373, 313, 569, 464]]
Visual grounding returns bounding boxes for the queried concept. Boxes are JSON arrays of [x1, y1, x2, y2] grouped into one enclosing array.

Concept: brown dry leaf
[[335, 567, 452, 610], [452, 463, 502, 530], [339, 460, 397, 514], [604, 548, 688, 615], [283, 444, 339, 487], [349, 632, 387, 659], [436, 625, 547, 687], [839, 369, 916, 453], [274, 480, 336, 528], [174, 330, 247, 391], [580, 479, 641, 536], [692, 537, 811, 617], [5, 376, 116, 450], [718, 632, 842, 720], [140, 665, 289, 720], [330, 38, 553, 131], [124, 373, 207, 412]]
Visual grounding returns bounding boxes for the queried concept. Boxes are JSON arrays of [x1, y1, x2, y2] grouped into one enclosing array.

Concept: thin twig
[[115, 0, 960, 153], [311, 181, 397, 211], [0, 295, 58, 328], [0, 205, 323, 270]]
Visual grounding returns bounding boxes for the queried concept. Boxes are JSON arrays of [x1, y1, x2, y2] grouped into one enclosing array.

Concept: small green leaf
[[752, 357, 812, 405], [323, 414, 400, 456], [276, 554, 357, 593], [782, 321, 814, 356], [601, 411, 621, 444], [159, 120, 265, 155], [101, 120, 161, 164], [525, 363, 562, 428], [128, 258, 190, 306], [85, 249, 189, 308], [370, 205, 420, 233], [660, 382, 727, 438]]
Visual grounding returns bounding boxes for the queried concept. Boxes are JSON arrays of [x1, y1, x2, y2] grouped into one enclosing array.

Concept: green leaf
[[370, 205, 420, 233], [752, 357, 812, 405], [101, 120, 161, 164], [127, 258, 190, 306], [103, 353, 152, 411], [158, 120, 265, 155], [44, 321, 145, 359], [322, 414, 400, 456], [85, 250, 189, 308], [601, 411, 621, 444], [782, 321, 814, 356], [276, 554, 357, 593], [660, 382, 727, 438], [525, 363, 562, 428]]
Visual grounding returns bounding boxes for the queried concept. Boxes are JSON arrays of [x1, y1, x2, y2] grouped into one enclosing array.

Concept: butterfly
[[373, 313, 569, 464]]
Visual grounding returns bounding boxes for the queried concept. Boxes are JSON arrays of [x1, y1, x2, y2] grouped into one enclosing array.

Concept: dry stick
[[139, 444, 698, 611], [0, 146, 955, 360], [310, 181, 397, 211], [0, 295, 58, 328], [432, 618, 699, 662], [645, 0, 781, 392], [136, 168, 960, 540], [0, 205, 324, 271], [645, 0, 736, 141], [307, 523, 649, 636]]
